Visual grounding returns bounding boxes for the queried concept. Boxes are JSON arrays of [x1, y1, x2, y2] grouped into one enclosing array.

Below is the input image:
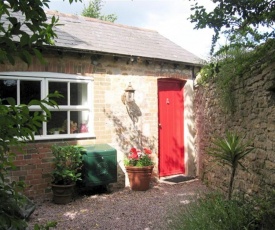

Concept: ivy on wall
[[197, 39, 275, 113]]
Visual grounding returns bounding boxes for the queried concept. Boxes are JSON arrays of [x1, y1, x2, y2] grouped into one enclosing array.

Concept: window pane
[[47, 111, 67, 134], [69, 111, 79, 134], [0, 79, 17, 104], [70, 83, 88, 105], [20, 80, 41, 104], [49, 82, 68, 105], [71, 110, 89, 133]]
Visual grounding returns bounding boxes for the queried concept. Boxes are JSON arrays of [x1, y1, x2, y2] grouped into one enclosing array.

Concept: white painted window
[[0, 72, 94, 140]]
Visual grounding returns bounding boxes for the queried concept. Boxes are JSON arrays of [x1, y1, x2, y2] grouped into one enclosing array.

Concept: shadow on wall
[[121, 92, 142, 125], [104, 109, 156, 154], [104, 108, 157, 187]]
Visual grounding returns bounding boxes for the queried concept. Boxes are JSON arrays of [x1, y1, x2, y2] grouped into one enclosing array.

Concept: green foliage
[[168, 193, 262, 230], [124, 154, 153, 167], [0, 0, 79, 228], [51, 145, 84, 185], [34, 221, 57, 230], [0, 0, 81, 65], [197, 39, 275, 112], [189, 0, 274, 54], [0, 182, 28, 230], [0, 93, 60, 177], [251, 189, 275, 229], [82, 0, 117, 22], [190, 2, 275, 113], [135, 154, 153, 167], [0, 93, 60, 230], [208, 132, 253, 200]]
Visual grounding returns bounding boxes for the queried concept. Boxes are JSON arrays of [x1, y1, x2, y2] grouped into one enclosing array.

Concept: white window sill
[[33, 133, 96, 141]]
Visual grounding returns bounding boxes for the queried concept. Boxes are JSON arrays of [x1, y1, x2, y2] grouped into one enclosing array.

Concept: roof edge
[[45, 10, 158, 33], [44, 45, 204, 67]]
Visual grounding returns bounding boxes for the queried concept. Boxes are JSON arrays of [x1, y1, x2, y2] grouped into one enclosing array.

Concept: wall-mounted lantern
[[124, 82, 135, 102], [121, 82, 142, 125]]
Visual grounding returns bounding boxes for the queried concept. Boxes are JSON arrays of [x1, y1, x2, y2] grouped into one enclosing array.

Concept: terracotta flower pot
[[125, 165, 154, 191]]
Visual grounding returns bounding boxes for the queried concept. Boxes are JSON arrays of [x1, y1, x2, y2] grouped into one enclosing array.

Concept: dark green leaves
[[51, 145, 84, 185], [189, 0, 274, 55], [208, 132, 253, 169], [0, 0, 81, 65], [0, 91, 61, 229]]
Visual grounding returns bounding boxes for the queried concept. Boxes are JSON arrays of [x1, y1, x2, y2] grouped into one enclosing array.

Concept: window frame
[[0, 72, 95, 140]]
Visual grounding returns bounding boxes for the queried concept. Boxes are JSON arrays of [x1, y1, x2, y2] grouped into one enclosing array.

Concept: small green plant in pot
[[51, 144, 83, 204]]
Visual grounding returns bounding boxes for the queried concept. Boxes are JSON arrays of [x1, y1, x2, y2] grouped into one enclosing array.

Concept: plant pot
[[51, 183, 76, 204], [125, 165, 154, 191]]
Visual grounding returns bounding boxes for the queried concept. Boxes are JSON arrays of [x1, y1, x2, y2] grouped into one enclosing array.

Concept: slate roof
[[6, 10, 203, 66]]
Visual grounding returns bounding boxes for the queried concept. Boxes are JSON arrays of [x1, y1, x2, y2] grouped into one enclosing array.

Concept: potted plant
[[51, 144, 83, 204], [124, 147, 154, 191]]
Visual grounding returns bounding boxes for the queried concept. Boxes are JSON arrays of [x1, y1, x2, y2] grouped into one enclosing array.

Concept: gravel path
[[27, 180, 209, 230]]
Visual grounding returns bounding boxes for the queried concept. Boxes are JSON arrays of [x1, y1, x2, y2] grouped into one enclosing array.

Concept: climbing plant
[[190, 1, 275, 113], [197, 39, 275, 112]]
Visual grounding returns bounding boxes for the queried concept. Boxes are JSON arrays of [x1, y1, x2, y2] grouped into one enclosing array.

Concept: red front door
[[158, 79, 185, 177]]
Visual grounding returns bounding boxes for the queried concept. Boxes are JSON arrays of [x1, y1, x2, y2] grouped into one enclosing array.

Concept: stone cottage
[[0, 11, 202, 197]]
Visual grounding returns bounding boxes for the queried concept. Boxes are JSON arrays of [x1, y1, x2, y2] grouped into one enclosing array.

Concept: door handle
[[158, 123, 162, 128]]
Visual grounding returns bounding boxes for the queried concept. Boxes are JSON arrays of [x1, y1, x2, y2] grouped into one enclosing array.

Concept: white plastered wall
[[183, 80, 197, 177]]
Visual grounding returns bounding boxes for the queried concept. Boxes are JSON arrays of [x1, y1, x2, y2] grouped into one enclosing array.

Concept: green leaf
[[33, 48, 46, 64], [20, 33, 30, 47], [6, 97, 16, 106], [19, 50, 32, 66]]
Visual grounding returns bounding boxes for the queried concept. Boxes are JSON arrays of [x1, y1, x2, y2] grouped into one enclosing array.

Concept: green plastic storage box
[[81, 144, 117, 187]]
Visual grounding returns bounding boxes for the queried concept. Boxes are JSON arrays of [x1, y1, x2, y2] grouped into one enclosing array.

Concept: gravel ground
[[27, 179, 209, 230]]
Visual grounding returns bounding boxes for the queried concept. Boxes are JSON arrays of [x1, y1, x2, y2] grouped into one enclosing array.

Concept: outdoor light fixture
[[124, 82, 135, 102], [121, 82, 141, 125]]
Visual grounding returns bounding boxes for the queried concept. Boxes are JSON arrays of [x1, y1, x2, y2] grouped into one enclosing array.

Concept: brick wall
[[1, 50, 197, 198]]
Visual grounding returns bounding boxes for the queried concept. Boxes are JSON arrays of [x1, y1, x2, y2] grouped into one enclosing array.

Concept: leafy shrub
[[51, 145, 84, 185], [248, 189, 275, 230], [168, 193, 256, 230], [0, 94, 60, 229], [168, 191, 275, 230]]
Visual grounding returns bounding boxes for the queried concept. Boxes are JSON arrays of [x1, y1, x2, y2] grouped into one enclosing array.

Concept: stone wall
[[1, 50, 198, 198], [194, 62, 275, 196]]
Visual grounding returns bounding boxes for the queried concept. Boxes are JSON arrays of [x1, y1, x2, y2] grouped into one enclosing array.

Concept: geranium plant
[[124, 147, 154, 167]]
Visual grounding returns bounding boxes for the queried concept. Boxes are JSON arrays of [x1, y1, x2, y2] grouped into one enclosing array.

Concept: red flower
[[125, 147, 154, 166], [143, 148, 152, 154], [129, 148, 138, 160]]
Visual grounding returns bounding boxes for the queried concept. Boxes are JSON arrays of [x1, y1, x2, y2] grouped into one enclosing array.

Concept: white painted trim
[[0, 72, 95, 141], [0, 72, 94, 80]]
